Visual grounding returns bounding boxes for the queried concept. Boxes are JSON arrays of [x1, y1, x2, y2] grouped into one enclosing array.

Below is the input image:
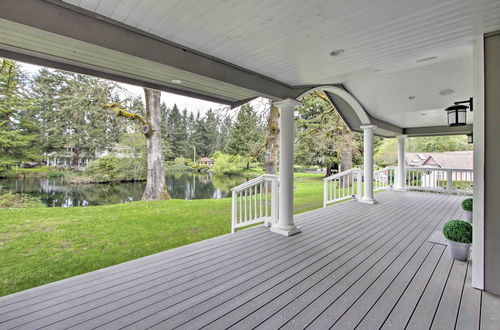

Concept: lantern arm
[[453, 97, 473, 111]]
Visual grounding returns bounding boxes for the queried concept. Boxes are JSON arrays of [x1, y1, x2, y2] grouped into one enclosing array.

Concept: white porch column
[[395, 134, 407, 191], [271, 99, 301, 236], [361, 124, 377, 204]]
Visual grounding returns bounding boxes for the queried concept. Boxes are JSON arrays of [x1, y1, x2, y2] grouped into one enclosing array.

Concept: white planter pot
[[447, 239, 470, 261], [464, 210, 472, 223]]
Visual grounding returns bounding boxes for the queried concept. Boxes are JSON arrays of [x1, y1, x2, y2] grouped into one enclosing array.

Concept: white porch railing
[[405, 167, 473, 194], [231, 174, 278, 233], [323, 169, 363, 207], [374, 166, 396, 191]]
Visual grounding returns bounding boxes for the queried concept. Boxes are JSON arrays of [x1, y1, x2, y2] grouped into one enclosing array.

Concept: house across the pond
[[406, 151, 473, 184], [198, 157, 214, 167], [406, 151, 473, 170]]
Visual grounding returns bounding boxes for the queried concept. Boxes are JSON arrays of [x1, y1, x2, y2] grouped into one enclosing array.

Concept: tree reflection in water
[[0, 173, 249, 207]]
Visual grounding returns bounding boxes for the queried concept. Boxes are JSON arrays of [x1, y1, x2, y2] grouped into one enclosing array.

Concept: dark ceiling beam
[[0, 48, 241, 106], [404, 124, 473, 137], [0, 0, 308, 101]]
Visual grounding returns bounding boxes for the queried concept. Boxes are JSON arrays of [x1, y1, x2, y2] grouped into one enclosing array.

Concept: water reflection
[[0, 173, 248, 207]]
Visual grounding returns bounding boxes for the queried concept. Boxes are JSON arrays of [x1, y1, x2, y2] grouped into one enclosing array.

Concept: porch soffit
[[0, 0, 496, 134]]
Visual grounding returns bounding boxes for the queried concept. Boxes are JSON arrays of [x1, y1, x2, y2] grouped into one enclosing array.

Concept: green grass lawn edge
[[0, 173, 329, 296]]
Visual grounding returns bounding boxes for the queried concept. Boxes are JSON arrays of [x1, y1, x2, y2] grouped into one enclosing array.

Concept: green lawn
[[0, 173, 325, 296], [10, 166, 54, 175]]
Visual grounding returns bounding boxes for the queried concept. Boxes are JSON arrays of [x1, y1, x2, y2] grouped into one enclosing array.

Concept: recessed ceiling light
[[420, 113, 428, 116], [439, 88, 455, 96], [330, 50, 345, 56], [408, 96, 417, 100], [373, 69, 381, 72], [416, 56, 438, 63], [171, 79, 182, 84]]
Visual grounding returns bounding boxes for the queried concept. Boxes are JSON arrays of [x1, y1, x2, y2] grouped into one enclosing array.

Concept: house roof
[[406, 151, 473, 169], [199, 157, 213, 162]]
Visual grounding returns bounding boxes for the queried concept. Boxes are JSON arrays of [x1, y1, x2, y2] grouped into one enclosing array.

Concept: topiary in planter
[[443, 219, 472, 243], [461, 198, 473, 212], [443, 219, 472, 261]]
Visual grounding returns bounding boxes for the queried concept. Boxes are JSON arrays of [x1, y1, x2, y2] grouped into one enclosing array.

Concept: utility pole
[[191, 145, 196, 163]]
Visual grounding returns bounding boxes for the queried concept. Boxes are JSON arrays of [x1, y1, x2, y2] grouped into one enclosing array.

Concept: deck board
[[455, 260, 481, 330], [0, 191, 497, 330]]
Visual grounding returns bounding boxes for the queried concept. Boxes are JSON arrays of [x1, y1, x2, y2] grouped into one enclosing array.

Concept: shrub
[[212, 153, 245, 174], [0, 191, 45, 208], [78, 156, 146, 183], [462, 198, 473, 212], [46, 170, 65, 178], [443, 219, 472, 244], [174, 157, 190, 166]]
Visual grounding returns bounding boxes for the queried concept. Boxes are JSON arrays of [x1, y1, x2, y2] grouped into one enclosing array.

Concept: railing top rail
[[406, 166, 473, 172], [231, 174, 278, 192], [374, 166, 396, 173], [323, 168, 362, 182]]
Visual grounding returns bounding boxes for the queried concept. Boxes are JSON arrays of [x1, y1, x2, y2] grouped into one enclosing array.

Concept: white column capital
[[273, 98, 302, 110], [360, 124, 377, 130], [396, 134, 407, 139]]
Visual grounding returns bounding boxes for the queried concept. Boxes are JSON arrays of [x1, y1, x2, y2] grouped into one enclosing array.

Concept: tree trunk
[[264, 103, 279, 174], [73, 148, 81, 170], [142, 88, 170, 201], [340, 149, 352, 172], [326, 165, 333, 177], [340, 149, 353, 186]]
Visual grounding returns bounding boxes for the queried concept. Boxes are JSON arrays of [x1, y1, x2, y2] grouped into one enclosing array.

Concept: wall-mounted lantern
[[445, 97, 473, 127], [467, 133, 473, 144]]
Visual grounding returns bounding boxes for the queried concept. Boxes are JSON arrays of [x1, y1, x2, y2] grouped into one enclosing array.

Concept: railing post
[[357, 171, 363, 201], [271, 177, 279, 226], [323, 180, 328, 207], [231, 190, 237, 233], [446, 169, 453, 191]]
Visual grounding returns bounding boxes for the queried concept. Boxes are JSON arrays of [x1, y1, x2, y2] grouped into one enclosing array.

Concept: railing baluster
[[265, 180, 268, 218], [259, 183, 263, 219], [244, 189, 248, 222], [333, 179, 336, 201], [240, 192, 243, 224], [254, 185, 257, 220]]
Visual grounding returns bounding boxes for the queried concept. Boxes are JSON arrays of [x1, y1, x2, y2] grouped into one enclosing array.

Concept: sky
[[17, 61, 246, 116]]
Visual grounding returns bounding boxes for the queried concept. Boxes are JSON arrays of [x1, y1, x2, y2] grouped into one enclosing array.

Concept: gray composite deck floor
[[1, 191, 499, 330]]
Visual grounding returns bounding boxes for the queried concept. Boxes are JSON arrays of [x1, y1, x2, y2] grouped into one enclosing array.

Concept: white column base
[[270, 223, 301, 236], [394, 187, 407, 192], [360, 197, 377, 204]]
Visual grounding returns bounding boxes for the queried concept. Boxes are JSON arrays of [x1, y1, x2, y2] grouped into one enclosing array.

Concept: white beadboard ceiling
[[59, 0, 500, 127]]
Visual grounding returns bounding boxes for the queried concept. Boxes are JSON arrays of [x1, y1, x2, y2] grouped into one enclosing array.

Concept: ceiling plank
[[0, 0, 307, 101]]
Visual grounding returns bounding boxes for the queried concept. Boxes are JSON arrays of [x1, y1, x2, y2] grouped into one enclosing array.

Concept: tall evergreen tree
[[0, 59, 38, 174], [216, 113, 232, 153], [164, 104, 188, 158], [30, 69, 121, 167], [225, 104, 263, 167], [190, 111, 206, 158], [199, 109, 218, 157]]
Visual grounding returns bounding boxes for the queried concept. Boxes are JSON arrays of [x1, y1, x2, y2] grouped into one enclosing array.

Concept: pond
[[0, 173, 249, 207]]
